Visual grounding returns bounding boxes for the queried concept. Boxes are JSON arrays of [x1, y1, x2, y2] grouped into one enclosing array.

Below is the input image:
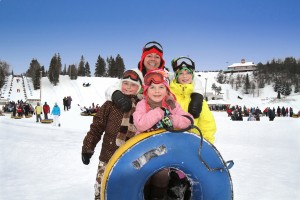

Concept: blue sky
[[1, 0, 299, 74]]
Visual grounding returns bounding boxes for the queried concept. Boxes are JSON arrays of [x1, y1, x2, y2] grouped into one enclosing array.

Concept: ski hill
[[1, 75, 119, 107], [1, 73, 300, 200], [1, 73, 300, 113]]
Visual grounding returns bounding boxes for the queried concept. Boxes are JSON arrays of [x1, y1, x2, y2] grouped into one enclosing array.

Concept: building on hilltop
[[224, 59, 256, 73]]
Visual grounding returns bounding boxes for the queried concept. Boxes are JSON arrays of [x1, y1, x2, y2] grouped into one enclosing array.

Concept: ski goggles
[[144, 70, 168, 86], [123, 70, 142, 86], [143, 41, 163, 53], [171, 57, 195, 72]]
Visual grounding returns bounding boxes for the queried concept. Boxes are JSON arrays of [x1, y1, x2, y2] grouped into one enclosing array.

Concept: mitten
[[188, 93, 203, 118], [111, 90, 132, 112], [81, 152, 93, 165], [161, 116, 173, 129]]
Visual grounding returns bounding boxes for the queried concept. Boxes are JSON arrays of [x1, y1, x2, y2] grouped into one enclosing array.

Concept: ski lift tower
[[40, 70, 42, 102], [204, 78, 208, 99]]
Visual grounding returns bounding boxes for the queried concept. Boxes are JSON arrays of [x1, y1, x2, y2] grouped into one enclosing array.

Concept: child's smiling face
[[147, 83, 168, 103], [177, 69, 193, 84], [121, 81, 139, 95]]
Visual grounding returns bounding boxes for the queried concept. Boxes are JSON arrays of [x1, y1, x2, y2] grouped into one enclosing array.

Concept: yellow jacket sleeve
[[191, 100, 217, 144]]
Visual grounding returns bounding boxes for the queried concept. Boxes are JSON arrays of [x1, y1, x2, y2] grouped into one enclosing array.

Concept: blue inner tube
[[103, 131, 233, 200]]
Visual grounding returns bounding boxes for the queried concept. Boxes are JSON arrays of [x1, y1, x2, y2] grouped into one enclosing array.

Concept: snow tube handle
[[169, 124, 234, 172], [225, 160, 234, 170]]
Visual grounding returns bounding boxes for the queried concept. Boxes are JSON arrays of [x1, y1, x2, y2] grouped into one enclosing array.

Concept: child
[[133, 69, 193, 200], [170, 57, 217, 144], [81, 69, 143, 200], [169, 57, 217, 199]]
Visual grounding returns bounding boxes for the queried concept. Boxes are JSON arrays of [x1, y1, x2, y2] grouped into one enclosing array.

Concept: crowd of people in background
[[1, 100, 34, 118], [224, 104, 296, 121]]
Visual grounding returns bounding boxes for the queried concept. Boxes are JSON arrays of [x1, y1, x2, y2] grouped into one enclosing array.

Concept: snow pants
[[94, 161, 107, 200], [36, 114, 42, 122], [53, 115, 60, 126]]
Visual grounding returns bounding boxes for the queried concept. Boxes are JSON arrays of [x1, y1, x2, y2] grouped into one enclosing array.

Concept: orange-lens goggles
[[123, 70, 142, 85], [144, 72, 165, 86]]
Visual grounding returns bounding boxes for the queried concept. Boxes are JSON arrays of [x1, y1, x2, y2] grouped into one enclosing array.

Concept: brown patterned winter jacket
[[82, 101, 123, 163]]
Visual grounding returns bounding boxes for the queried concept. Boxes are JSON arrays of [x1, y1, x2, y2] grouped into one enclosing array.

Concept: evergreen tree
[[77, 55, 86, 76], [41, 66, 46, 77], [229, 76, 235, 89], [243, 74, 251, 94], [0, 60, 10, 88], [235, 74, 242, 90], [211, 83, 217, 95], [0, 66, 5, 89], [48, 53, 61, 86], [26, 59, 42, 89], [251, 82, 256, 97], [216, 71, 226, 84], [85, 62, 91, 77], [69, 64, 78, 80], [215, 86, 222, 95], [115, 54, 125, 78], [294, 80, 299, 93], [282, 82, 292, 96], [107, 56, 117, 77], [62, 64, 67, 75], [94, 55, 106, 77]]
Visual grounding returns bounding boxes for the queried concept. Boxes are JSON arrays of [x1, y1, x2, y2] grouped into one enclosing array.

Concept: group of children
[[33, 102, 61, 126], [82, 41, 216, 200]]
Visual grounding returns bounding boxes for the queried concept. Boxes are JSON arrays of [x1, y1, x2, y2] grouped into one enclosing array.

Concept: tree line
[[0, 53, 126, 90], [216, 56, 300, 98]]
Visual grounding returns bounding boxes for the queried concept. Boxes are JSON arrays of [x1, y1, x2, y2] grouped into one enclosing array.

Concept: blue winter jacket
[[51, 105, 61, 116]]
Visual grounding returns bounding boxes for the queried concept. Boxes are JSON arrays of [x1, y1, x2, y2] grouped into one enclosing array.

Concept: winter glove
[[111, 90, 132, 112], [161, 116, 173, 129], [188, 93, 203, 118], [81, 152, 93, 165]]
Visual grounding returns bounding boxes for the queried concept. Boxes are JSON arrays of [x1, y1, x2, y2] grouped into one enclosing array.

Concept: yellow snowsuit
[[170, 79, 217, 143]]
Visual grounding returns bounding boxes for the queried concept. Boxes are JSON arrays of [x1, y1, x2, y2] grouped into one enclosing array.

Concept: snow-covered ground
[[0, 74, 300, 200]]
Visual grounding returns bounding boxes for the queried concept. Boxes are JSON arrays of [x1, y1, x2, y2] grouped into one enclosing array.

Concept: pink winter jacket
[[133, 99, 194, 134]]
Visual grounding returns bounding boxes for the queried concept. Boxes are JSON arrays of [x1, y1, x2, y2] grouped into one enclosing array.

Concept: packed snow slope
[[0, 73, 300, 200], [2, 73, 300, 112]]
